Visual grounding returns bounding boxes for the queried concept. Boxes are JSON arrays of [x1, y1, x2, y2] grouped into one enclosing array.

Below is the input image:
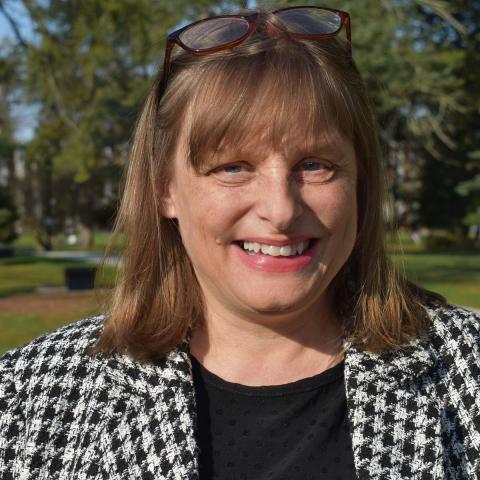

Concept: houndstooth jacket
[[0, 303, 479, 479]]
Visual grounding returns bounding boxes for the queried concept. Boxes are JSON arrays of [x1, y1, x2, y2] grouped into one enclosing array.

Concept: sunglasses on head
[[160, 6, 351, 91]]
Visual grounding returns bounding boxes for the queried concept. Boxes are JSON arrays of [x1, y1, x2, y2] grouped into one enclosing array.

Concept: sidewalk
[[32, 250, 121, 267]]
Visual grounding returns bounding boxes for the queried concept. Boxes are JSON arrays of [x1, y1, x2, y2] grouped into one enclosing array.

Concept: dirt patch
[[0, 289, 109, 314]]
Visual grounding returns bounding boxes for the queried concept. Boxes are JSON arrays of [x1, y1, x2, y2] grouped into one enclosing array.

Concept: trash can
[[65, 267, 97, 290], [0, 246, 14, 258]]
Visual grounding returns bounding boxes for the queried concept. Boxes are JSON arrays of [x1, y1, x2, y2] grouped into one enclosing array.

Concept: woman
[[1, 6, 479, 480]]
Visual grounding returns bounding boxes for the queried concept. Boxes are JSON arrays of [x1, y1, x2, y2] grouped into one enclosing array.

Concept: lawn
[[0, 255, 116, 297], [13, 229, 124, 255], [392, 252, 480, 309], [0, 249, 478, 355], [0, 255, 117, 353], [0, 290, 105, 354]]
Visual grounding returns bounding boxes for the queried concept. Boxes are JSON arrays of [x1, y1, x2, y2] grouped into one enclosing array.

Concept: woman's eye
[[301, 161, 323, 171], [295, 159, 336, 182], [210, 162, 253, 184], [222, 164, 243, 174]]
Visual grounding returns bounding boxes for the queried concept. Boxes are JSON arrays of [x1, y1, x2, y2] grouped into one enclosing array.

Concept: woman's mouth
[[237, 239, 312, 257], [233, 239, 318, 273]]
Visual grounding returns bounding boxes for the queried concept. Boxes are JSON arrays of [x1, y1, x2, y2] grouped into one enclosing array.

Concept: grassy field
[[0, 255, 116, 297], [13, 230, 123, 255], [0, 245, 478, 355], [0, 291, 105, 354], [392, 252, 480, 309], [0, 254, 116, 353]]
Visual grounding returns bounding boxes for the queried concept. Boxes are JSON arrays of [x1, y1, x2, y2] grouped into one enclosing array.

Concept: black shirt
[[191, 356, 356, 480]]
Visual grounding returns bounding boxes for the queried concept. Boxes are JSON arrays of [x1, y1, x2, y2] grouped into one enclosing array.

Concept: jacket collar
[[101, 342, 193, 395], [345, 305, 441, 386], [101, 320, 439, 395], [344, 331, 438, 387]]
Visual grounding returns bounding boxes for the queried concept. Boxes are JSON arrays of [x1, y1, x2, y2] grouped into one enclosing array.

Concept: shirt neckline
[[190, 354, 345, 397]]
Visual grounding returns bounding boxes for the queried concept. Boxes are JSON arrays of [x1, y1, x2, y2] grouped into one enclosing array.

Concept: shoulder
[[0, 315, 108, 473], [425, 303, 480, 390], [346, 303, 480, 385], [0, 315, 105, 394], [426, 302, 480, 351]]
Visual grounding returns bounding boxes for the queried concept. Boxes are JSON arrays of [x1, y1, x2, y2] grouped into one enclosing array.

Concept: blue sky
[[1, 1, 258, 143], [1, 3, 37, 142]]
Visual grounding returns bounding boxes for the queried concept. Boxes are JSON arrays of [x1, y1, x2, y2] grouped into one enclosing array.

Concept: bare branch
[[417, 0, 466, 35], [0, 0, 29, 48]]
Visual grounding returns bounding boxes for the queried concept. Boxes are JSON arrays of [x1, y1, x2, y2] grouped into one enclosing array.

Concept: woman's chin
[[237, 290, 326, 319]]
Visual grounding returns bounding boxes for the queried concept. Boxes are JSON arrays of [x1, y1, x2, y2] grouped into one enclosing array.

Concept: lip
[[236, 235, 314, 247], [234, 239, 319, 273]]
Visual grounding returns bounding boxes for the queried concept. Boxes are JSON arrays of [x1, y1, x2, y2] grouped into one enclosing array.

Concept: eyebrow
[[194, 128, 354, 169]]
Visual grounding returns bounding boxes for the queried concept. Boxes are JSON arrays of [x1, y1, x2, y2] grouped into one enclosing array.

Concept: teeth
[[269, 246, 281, 256], [297, 241, 309, 255], [242, 240, 310, 257]]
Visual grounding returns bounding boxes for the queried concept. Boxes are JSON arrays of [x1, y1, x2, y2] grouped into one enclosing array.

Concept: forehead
[[175, 48, 355, 170], [213, 128, 352, 160]]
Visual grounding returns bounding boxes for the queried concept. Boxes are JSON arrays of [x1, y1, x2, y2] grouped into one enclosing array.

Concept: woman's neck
[[189, 302, 344, 386]]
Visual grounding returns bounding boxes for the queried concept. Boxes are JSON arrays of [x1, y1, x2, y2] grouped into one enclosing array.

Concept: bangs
[[183, 41, 355, 169]]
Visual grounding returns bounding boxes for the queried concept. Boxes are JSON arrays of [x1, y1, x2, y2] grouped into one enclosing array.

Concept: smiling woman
[[161, 125, 358, 342], [1, 5, 480, 480]]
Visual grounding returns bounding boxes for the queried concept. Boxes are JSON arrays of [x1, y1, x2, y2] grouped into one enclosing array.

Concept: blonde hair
[[94, 14, 445, 362]]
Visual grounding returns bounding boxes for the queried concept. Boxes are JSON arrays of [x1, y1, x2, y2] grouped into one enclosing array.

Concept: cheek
[[308, 182, 357, 231], [174, 183, 243, 249]]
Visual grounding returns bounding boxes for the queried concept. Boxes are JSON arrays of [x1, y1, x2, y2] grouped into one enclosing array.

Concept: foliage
[[423, 230, 476, 251], [0, 185, 18, 244], [0, 0, 245, 247], [0, 0, 479, 240], [267, 0, 480, 232]]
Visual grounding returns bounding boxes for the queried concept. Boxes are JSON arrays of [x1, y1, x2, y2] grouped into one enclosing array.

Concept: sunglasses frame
[[160, 6, 351, 91]]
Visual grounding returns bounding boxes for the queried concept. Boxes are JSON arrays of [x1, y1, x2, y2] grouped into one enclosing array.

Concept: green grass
[[392, 252, 480, 309], [0, 308, 100, 354], [0, 254, 116, 353], [12, 229, 124, 254], [0, 255, 117, 297]]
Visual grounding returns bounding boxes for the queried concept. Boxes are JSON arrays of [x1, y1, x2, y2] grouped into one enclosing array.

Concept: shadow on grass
[[394, 251, 480, 285], [404, 266, 479, 284], [401, 250, 480, 256]]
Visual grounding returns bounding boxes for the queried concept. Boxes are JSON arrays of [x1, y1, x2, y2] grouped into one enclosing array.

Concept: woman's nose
[[254, 170, 303, 231]]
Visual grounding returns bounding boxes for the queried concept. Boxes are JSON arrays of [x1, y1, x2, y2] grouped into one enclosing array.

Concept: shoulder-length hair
[[93, 15, 444, 362]]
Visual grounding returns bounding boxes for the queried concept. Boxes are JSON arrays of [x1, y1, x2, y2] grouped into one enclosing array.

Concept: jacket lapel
[[97, 345, 199, 479], [344, 332, 442, 479]]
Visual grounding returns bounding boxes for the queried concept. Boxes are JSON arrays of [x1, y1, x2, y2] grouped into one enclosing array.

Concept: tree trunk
[[78, 224, 94, 249]]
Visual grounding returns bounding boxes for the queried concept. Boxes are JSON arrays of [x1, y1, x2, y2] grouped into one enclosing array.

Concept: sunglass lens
[[179, 17, 250, 51], [275, 8, 342, 35]]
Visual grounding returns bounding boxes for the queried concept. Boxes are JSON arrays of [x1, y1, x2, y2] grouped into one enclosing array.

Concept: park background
[[0, 0, 479, 354]]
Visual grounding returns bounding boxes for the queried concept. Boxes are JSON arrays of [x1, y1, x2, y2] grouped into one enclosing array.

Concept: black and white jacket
[[0, 304, 479, 479]]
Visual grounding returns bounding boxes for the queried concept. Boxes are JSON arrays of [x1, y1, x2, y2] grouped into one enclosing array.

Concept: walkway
[[32, 250, 121, 267]]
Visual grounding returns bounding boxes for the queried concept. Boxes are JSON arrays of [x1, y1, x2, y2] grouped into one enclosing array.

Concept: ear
[[160, 180, 178, 219]]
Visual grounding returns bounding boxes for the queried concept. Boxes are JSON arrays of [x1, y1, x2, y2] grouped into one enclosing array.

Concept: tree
[[2, 0, 478, 242], [271, 0, 478, 234], [0, 184, 18, 245], [1, 0, 245, 248]]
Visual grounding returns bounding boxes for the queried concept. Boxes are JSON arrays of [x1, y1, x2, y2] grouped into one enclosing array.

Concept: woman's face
[[163, 127, 357, 322]]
